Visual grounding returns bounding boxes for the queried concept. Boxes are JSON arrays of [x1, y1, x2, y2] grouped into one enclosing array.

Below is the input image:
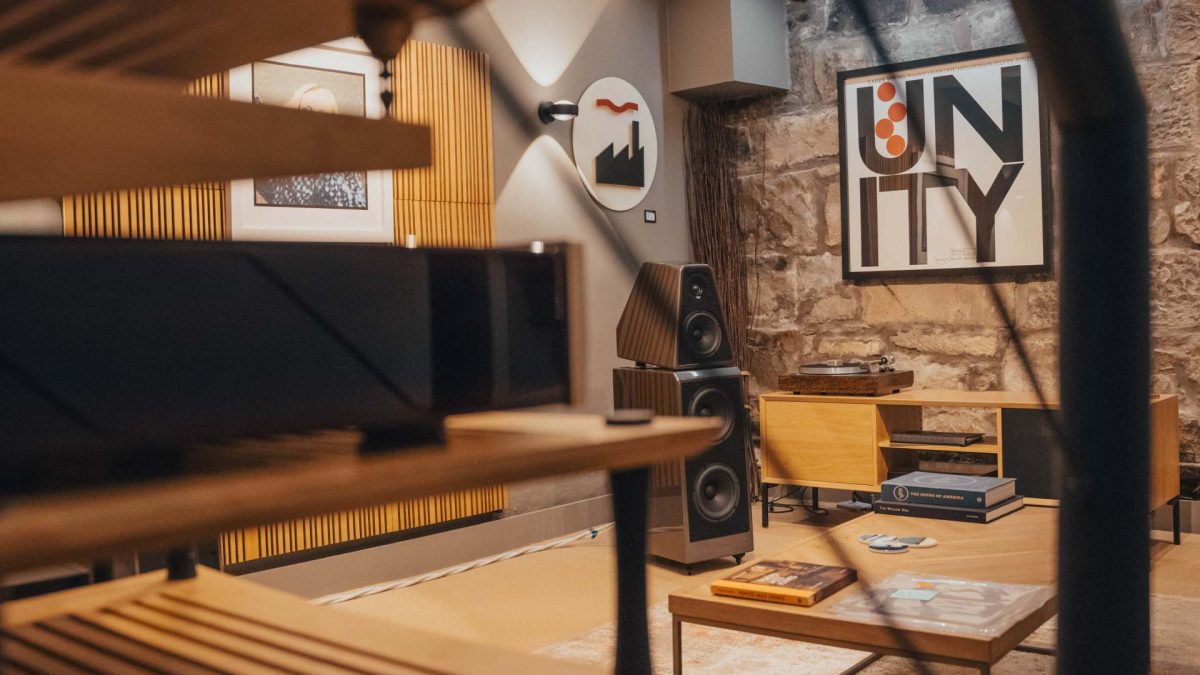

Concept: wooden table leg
[[611, 466, 651, 675], [672, 615, 682, 675]]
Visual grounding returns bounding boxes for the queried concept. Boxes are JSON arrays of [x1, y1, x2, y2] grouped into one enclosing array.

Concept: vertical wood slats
[[391, 40, 495, 248], [219, 485, 507, 566], [62, 72, 228, 240], [58, 44, 504, 569], [224, 40, 504, 567]]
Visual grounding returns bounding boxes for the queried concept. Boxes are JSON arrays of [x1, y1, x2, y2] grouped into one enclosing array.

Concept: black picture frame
[[836, 44, 1053, 281]]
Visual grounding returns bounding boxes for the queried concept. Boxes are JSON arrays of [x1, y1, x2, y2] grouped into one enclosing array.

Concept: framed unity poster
[[228, 38, 394, 243], [837, 44, 1051, 280]]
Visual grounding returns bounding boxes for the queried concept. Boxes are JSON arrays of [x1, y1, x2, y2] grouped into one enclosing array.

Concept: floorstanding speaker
[[613, 365, 753, 566]]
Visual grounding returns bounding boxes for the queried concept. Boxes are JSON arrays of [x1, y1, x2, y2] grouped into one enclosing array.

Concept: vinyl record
[[868, 542, 909, 554], [896, 536, 938, 549]]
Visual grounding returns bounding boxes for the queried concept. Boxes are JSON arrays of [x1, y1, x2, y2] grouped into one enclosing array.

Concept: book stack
[[875, 471, 1024, 523], [711, 560, 856, 606]]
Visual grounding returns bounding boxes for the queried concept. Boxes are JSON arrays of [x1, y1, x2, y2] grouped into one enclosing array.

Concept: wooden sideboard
[[759, 389, 1182, 541]]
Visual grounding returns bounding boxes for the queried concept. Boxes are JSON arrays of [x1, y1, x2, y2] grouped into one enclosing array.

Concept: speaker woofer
[[693, 463, 740, 523], [688, 386, 735, 442], [683, 310, 722, 360]]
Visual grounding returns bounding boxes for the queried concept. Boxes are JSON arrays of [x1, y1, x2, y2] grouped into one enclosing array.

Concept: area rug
[[535, 595, 1200, 674]]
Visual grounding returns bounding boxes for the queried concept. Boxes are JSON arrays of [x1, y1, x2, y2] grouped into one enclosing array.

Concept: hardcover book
[[711, 560, 856, 606], [881, 471, 1016, 508], [874, 495, 1025, 523], [890, 430, 984, 446]]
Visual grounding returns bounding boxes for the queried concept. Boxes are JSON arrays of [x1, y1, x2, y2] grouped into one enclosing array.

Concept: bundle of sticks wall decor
[[684, 101, 749, 369]]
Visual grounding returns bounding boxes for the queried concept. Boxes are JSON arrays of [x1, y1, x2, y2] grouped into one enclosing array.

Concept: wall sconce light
[[538, 100, 579, 124]]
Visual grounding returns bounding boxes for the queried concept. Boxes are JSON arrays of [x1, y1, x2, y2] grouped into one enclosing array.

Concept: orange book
[[711, 560, 857, 607]]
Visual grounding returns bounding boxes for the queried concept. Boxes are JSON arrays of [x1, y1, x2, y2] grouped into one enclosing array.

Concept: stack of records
[[875, 472, 1023, 523]]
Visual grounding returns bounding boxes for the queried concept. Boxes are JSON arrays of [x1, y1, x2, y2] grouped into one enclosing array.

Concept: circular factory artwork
[[571, 77, 658, 211]]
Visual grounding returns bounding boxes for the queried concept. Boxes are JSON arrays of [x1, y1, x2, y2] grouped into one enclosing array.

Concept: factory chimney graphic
[[595, 120, 645, 187]]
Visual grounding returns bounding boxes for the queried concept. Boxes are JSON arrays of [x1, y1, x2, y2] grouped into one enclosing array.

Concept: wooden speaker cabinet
[[614, 366, 753, 566]]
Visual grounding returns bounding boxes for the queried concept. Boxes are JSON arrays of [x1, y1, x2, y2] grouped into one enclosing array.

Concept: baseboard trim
[[244, 495, 613, 599]]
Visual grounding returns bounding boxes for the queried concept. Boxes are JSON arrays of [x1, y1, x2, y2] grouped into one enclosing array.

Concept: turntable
[[781, 355, 913, 396]]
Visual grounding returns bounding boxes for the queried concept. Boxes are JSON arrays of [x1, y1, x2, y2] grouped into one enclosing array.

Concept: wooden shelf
[[763, 389, 1173, 409], [0, 1, 479, 83], [880, 436, 1000, 454], [0, 61, 431, 201], [0, 0, 501, 199], [0, 567, 595, 674], [0, 412, 720, 574]]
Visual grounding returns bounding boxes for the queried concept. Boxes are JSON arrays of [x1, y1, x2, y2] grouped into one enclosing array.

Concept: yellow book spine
[[710, 582, 816, 606]]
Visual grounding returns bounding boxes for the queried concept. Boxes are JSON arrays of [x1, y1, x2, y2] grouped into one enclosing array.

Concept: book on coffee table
[[711, 560, 856, 606]]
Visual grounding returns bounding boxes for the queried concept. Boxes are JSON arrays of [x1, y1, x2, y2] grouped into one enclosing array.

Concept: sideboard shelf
[[760, 389, 1182, 542], [878, 436, 1000, 454]]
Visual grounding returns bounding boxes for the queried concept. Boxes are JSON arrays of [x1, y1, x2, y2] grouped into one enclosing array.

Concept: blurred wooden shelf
[[0, 567, 596, 674], [0, 0, 498, 199], [0, 0, 478, 82], [0, 60, 431, 200], [879, 436, 1000, 454], [0, 412, 720, 573]]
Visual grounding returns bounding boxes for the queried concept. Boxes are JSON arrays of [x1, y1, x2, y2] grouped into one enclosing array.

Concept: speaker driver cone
[[683, 310, 722, 360], [693, 463, 740, 522], [688, 386, 735, 442]]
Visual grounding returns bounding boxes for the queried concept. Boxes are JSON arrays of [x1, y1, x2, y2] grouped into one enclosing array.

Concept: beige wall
[[415, 0, 692, 513]]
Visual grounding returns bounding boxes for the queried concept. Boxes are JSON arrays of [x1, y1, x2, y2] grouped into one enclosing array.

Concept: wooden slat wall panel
[[58, 48, 503, 569], [62, 73, 229, 240], [391, 39, 495, 247], [225, 40, 504, 567], [220, 486, 507, 566]]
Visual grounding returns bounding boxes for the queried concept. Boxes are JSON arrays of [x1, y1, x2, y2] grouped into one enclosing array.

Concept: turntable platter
[[798, 361, 871, 376]]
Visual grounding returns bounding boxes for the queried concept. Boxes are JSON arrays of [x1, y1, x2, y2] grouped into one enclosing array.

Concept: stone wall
[[729, 0, 1200, 495]]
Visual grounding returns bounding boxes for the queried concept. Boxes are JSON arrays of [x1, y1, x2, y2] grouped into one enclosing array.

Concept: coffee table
[[669, 507, 1058, 674]]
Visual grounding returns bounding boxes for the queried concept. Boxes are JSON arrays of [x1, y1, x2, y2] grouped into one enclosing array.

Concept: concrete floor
[[331, 504, 1200, 667]]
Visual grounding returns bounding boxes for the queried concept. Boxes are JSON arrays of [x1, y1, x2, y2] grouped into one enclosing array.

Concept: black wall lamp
[[538, 100, 579, 124]]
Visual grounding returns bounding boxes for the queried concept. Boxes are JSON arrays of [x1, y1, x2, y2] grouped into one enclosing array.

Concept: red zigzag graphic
[[595, 98, 639, 113]]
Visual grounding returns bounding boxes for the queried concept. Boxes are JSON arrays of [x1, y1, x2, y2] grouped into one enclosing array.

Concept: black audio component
[[0, 237, 576, 494]]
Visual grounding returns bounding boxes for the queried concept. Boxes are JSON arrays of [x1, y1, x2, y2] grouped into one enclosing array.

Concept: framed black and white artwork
[[228, 38, 394, 243], [837, 44, 1051, 280]]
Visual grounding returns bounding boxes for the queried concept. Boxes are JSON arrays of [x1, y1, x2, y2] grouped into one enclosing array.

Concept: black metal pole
[[610, 466, 651, 675], [166, 545, 198, 581], [1009, 2, 1151, 673]]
